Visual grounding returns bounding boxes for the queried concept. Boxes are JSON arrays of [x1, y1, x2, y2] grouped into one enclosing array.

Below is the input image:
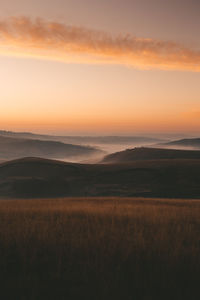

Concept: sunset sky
[[1, 0, 200, 135]]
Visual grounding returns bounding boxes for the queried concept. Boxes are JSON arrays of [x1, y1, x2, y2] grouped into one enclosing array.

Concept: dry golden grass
[[0, 197, 200, 299]]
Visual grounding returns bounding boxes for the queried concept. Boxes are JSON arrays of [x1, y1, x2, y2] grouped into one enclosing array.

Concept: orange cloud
[[0, 16, 200, 71]]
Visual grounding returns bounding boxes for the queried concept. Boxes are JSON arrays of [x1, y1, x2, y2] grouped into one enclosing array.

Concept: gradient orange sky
[[0, 0, 200, 135]]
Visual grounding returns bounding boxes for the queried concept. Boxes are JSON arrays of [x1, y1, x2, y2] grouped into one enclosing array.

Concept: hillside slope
[[158, 138, 200, 149], [101, 147, 200, 163], [1, 157, 200, 198]]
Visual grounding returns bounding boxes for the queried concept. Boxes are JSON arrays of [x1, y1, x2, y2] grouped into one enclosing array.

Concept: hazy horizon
[[0, 128, 198, 139]]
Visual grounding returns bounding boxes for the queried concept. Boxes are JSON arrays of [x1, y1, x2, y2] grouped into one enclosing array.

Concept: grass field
[[0, 197, 200, 299]]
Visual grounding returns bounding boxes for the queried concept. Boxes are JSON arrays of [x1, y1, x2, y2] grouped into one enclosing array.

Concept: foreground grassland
[[0, 198, 200, 299]]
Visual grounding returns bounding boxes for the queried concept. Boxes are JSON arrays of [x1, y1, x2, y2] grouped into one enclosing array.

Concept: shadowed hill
[[0, 135, 101, 160], [101, 147, 200, 163], [1, 156, 200, 198]]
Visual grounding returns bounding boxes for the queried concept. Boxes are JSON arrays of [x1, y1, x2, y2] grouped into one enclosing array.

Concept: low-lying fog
[[58, 143, 200, 164], [58, 142, 159, 163]]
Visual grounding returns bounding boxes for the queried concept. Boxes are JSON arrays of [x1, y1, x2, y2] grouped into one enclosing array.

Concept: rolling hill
[[158, 137, 200, 149], [0, 135, 101, 160], [101, 147, 200, 163], [1, 156, 200, 198]]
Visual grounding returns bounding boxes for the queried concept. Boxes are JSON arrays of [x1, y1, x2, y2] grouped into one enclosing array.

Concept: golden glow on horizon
[[1, 55, 200, 134], [1, 105, 200, 134]]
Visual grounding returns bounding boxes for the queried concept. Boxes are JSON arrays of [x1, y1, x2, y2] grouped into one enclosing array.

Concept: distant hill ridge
[[0, 130, 164, 145], [0, 135, 101, 160], [159, 138, 200, 149], [101, 147, 200, 163]]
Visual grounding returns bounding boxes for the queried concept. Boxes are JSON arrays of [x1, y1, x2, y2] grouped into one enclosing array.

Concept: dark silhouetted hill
[[101, 147, 200, 163], [1, 156, 200, 198]]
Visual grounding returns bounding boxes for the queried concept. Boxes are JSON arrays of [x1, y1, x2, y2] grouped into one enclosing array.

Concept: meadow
[[0, 197, 200, 299]]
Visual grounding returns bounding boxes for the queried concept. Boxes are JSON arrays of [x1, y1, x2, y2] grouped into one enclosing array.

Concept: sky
[[0, 0, 200, 135]]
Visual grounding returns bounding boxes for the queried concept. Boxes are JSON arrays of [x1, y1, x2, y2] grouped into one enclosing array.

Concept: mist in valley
[[0, 129, 199, 164]]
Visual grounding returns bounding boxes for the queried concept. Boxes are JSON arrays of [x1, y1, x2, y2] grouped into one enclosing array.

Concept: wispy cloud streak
[[0, 16, 200, 71]]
